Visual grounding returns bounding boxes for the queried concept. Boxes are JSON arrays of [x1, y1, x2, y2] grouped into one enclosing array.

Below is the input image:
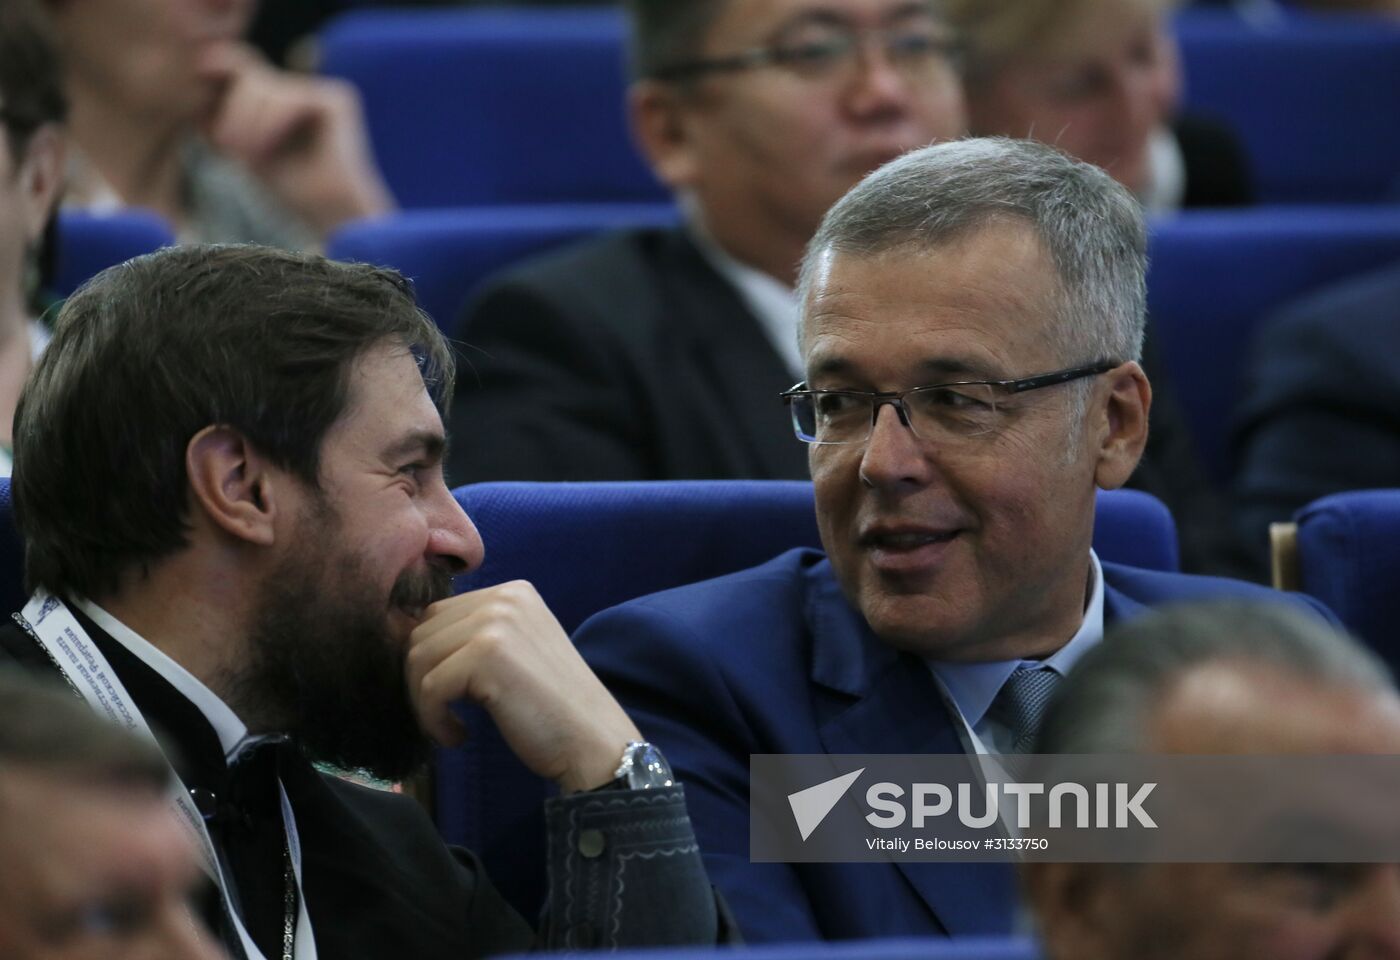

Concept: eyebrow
[[807, 355, 999, 382], [771, 2, 940, 35], [381, 430, 446, 466]]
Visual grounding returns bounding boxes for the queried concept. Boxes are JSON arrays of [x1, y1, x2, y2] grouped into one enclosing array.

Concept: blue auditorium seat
[[1147, 207, 1400, 484], [501, 938, 1040, 960], [52, 210, 175, 299], [317, 8, 661, 209], [327, 203, 677, 330], [1293, 490, 1400, 667], [321, 7, 1400, 210], [1174, 9, 1400, 204], [438, 481, 1177, 919]]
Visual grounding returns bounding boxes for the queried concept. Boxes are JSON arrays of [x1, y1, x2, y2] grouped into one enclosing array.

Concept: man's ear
[[16, 124, 66, 244], [185, 426, 278, 546], [1021, 862, 1120, 960], [628, 80, 703, 191], [1092, 361, 1151, 491]]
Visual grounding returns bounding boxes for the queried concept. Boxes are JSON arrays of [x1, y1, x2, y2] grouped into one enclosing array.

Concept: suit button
[[578, 829, 606, 858]]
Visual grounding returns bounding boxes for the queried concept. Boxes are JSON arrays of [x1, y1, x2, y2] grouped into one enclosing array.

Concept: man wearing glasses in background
[[447, 0, 1240, 580], [446, 0, 966, 485], [576, 138, 1333, 943]]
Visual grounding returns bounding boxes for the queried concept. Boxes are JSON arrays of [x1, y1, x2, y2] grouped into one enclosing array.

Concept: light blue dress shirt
[[925, 551, 1105, 755]]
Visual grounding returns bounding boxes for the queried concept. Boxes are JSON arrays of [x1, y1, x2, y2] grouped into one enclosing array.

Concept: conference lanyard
[[18, 591, 317, 960]]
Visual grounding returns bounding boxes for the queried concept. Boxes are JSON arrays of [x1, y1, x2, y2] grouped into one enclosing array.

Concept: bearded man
[[0, 244, 727, 960]]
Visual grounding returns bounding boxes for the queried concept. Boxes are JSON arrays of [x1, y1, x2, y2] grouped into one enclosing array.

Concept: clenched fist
[[405, 580, 644, 794]]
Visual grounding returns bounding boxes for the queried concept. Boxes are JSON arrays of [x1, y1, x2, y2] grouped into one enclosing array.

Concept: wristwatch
[[599, 740, 675, 791]]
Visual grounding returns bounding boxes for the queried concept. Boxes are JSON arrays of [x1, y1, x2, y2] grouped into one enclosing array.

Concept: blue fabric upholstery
[[437, 481, 1176, 919], [1295, 490, 1400, 668], [499, 938, 1040, 960], [326, 203, 677, 330], [1147, 207, 1400, 483], [1174, 9, 1400, 204], [52, 210, 175, 299], [320, 7, 1399, 209], [318, 8, 662, 209]]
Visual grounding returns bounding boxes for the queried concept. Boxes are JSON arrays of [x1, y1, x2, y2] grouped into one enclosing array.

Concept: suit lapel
[[65, 606, 230, 791], [659, 231, 809, 480], [1103, 575, 1148, 626], [804, 562, 1016, 936]]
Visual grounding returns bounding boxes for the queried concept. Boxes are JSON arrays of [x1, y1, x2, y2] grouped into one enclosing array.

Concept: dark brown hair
[[623, 0, 731, 79], [0, 0, 66, 157], [12, 244, 453, 600]]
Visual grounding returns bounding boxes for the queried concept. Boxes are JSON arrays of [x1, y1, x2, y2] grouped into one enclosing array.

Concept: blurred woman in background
[[45, 0, 394, 248], [945, 0, 1253, 211], [0, 0, 67, 475]]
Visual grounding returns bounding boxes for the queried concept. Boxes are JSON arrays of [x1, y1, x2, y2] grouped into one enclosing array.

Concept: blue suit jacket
[[576, 548, 1335, 943]]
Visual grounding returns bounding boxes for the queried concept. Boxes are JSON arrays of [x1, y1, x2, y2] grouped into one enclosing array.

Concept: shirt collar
[[72, 597, 257, 763], [685, 211, 804, 381], [926, 550, 1106, 730]]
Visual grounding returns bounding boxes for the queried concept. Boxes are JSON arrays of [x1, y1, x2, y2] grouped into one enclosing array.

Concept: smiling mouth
[[861, 529, 960, 549], [860, 528, 963, 575]]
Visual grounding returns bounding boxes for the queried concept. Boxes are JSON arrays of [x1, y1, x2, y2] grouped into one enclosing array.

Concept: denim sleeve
[[537, 785, 737, 949]]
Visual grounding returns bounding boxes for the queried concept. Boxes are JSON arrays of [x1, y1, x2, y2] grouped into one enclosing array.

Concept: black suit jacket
[[0, 612, 533, 960], [1231, 261, 1400, 565], [1175, 114, 1254, 209], [447, 228, 808, 485]]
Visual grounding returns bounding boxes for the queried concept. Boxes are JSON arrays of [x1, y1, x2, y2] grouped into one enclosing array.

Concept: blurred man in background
[[448, 0, 967, 485], [1027, 600, 1400, 960], [0, 671, 225, 960]]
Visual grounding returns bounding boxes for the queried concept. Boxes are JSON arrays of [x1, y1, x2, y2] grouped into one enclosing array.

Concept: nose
[[843, 35, 917, 119], [174, 917, 228, 960], [858, 402, 935, 490], [1108, 61, 1160, 133], [147, 903, 226, 960], [427, 483, 486, 575]]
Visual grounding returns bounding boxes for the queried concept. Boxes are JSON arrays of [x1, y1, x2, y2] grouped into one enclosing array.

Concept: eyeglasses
[[780, 361, 1118, 445], [650, 16, 962, 85]]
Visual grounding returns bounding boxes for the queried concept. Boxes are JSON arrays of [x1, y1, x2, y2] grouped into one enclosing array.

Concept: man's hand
[[405, 581, 644, 794], [197, 44, 395, 237]]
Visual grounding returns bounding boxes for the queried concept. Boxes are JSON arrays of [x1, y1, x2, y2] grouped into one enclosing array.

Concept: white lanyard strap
[[19, 591, 317, 960]]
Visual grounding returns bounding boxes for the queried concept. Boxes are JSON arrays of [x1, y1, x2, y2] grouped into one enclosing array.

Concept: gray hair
[[797, 137, 1147, 374], [1035, 600, 1394, 753]]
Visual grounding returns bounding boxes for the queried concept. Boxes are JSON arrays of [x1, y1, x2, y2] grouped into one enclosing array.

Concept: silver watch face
[[621, 741, 674, 790]]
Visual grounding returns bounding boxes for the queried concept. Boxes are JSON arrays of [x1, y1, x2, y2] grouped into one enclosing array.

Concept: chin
[[859, 592, 977, 659]]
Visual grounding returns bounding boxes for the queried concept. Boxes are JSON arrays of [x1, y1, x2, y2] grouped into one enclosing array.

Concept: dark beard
[[225, 507, 454, 782]]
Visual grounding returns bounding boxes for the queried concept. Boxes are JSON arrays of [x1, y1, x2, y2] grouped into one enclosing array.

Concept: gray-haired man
[[578, 137, 1334, 942], [1026, 601, 1400, 960]]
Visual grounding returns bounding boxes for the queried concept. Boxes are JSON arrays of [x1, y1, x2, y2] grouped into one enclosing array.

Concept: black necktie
[[195, 738, 294, 960]]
